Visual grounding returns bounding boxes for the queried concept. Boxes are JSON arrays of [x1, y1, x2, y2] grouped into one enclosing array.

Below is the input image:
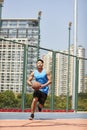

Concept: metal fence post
[[22, 44, 28, 111], [75, 57, 79, 111], [66, 22, 72, 112], [51, 51, 56, 110]]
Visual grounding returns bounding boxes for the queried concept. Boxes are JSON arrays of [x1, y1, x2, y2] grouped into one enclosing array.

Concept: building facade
[[0, 18, 40, 93], [84, 74, 87, 93], [77, 45, 85, 93], [43, 45, 86, 96]]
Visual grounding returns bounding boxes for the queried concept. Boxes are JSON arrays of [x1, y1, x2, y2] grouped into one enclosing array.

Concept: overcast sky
[[1, 0, 87, 57]]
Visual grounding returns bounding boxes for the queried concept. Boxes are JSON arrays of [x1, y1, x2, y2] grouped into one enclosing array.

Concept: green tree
[[0, 90, 18, 108]]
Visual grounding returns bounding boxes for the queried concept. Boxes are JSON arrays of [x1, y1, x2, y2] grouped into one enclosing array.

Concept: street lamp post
[[66, 22, 72, 112], [37, 11, 42, 59], [72, 0, 78, 111], [0, 0, 4, 37], [0, 0, 4, 18]]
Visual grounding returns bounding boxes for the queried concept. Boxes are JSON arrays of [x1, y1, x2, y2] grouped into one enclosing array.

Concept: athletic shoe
[[38, 105, 42, 112], [29, 113, 34, 120]]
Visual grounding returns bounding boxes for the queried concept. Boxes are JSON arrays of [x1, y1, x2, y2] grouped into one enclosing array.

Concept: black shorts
[[33, 90, 47, 105]]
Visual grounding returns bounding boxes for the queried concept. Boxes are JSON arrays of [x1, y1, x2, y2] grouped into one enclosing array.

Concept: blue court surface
[[0, 112, 87, 120]]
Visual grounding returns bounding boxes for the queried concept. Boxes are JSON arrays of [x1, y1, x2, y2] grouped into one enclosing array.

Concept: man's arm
[[27, 72, 34, 86]]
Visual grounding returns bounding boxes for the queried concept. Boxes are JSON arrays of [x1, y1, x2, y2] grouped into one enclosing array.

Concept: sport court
[[0, 112, 87, 130]]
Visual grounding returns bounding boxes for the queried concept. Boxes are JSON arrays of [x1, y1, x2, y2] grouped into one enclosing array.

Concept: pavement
[[0, 112, 87, 120]]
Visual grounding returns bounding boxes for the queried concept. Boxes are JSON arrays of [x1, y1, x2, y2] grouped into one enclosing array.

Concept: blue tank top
[[34, 69, 49, 94]]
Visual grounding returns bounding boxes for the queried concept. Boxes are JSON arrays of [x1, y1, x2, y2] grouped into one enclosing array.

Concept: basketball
[[32, 81, 41, 90]]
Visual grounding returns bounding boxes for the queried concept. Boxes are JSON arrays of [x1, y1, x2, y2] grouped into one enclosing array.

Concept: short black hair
[[36, 59, 44, 63]]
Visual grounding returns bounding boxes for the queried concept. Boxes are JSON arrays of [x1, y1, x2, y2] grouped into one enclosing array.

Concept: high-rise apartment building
[[84, 74, 87, 93], [43, 45, 85, 96], [42, 52, 52, 94], [54, 46, 74, 96], [77, 45, 85, 93], [0, 18, 40, 93]]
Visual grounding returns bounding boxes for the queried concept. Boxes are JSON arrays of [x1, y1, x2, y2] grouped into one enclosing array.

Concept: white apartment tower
[[42, 52, 52, 94], [84, 74, 87, 93], [55, 46, 74, 96], [77, 45, 85, 93], [0, 18, 40, 93], [43, 45, 85, 96]]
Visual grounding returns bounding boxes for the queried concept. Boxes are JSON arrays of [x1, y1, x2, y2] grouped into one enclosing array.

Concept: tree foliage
[[0, 90, 87, 111], [0, 90, 18, 108]]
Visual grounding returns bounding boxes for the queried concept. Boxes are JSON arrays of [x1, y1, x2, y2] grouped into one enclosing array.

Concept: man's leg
[[38, 92, 47, 112], [29, 97, 38, 120], [38, 103, 43, 112]]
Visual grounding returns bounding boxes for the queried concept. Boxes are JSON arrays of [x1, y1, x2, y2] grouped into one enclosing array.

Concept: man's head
[[36, 59, 44, 64], [36, 59, 44, 69]]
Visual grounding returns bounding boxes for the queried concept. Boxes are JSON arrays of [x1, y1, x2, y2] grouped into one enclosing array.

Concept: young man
[[27, 59, 52, 120]]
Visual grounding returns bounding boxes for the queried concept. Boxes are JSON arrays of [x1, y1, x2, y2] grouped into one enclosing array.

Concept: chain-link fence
[[0, 38, 87, 112]]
